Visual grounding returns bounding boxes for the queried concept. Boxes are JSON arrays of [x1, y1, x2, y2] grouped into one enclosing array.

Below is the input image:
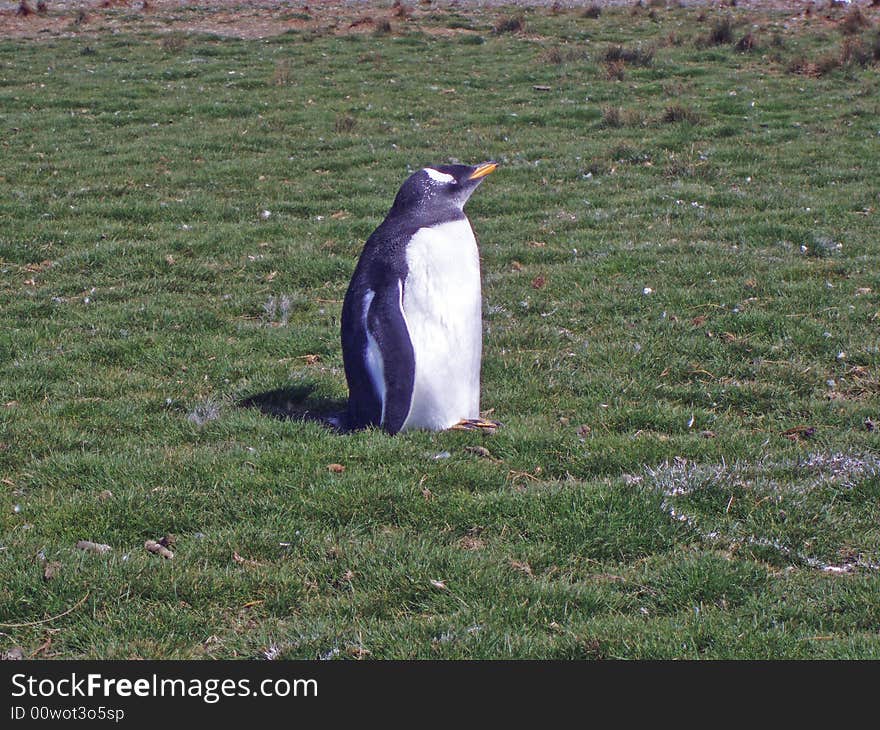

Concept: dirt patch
[[0, 0, 476, 40], [0, 0, 839, 41], [1, 1, 336, 40]]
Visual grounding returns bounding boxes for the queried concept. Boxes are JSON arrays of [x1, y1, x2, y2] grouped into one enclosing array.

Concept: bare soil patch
[[0, 0, 838, 41]]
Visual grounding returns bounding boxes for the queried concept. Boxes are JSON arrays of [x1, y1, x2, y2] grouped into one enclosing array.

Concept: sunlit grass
[[1, 2, 879, 658]]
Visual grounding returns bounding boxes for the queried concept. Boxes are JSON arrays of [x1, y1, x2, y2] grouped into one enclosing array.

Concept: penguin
[[340, 161, 498, 434]]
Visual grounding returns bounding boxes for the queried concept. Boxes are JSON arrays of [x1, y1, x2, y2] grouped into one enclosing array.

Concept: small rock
[[464, 445, 493, 459], [145, 539, 174, 559], [76, 540, 111, 554]]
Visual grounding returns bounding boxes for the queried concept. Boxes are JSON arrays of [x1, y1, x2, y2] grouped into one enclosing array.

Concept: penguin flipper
[[365, 280, 415, 434]]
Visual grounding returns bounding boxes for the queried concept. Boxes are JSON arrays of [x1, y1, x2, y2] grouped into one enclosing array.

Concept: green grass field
[[2, 1, 880, 659]]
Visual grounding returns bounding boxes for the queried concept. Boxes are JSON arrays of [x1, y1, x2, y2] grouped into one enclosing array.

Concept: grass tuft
[[187, 401, 222, 427], [734, 32, 757, 52], [493, 14, 525, 35], [391, 1, 412, 20], [840, 7, 872, 35], [661, 103, 701, 124], [839, 36, 872, 68], [541, 45, 588, 65], [334, 113, 357, 133], [601, 105, 622, 128], [603, 58, 626, 81], [542, 46, 564, 65], [602, 106, 644, 128], [161, 32, 186, 53], [703, 14, 734, 46], [603, 43, 655, 66], [272, 59, 292, 86]]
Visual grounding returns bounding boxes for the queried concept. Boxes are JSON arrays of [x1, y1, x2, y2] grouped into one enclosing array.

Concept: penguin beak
[[468, 162, 498, 181]]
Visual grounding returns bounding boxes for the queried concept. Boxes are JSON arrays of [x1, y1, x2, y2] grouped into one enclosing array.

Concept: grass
[[1, 2, 880, 659]]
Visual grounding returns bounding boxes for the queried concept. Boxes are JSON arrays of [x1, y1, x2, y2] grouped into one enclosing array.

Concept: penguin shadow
[[236, 385, 348, 432]]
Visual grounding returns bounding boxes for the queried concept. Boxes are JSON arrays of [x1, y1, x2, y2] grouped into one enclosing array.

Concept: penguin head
[[390, 162, 497, 216]]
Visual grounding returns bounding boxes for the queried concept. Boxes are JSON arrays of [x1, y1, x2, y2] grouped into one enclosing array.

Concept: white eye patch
[[423, 168, 455, 184]]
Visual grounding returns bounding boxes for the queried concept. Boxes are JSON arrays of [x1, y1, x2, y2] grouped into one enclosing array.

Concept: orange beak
[[468, 162, 498, 181]]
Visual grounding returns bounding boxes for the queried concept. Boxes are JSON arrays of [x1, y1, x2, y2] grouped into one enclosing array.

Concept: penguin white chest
[[401, 218, 482, 431]]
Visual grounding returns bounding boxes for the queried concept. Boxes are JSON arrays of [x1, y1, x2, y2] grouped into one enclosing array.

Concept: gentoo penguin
[[340, 162, 498, 434]]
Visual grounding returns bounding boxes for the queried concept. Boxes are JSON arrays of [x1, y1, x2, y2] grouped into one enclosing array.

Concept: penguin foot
[[450, 418, 502, 433]]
